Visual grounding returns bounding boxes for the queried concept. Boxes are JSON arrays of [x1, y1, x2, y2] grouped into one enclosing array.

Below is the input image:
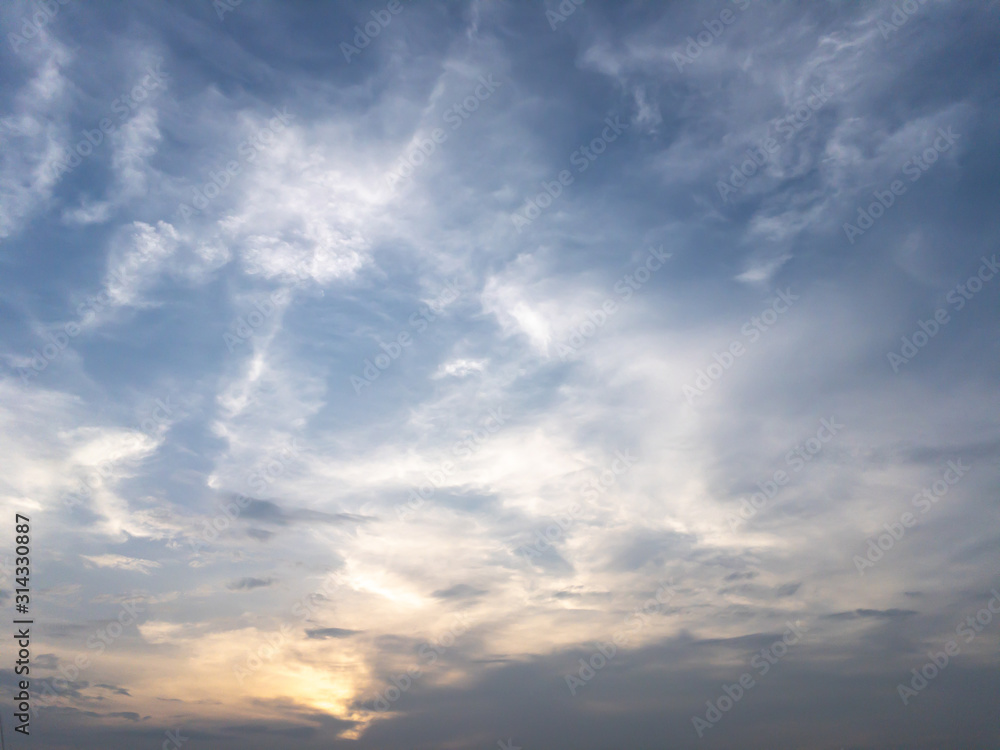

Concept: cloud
[[824, 608, 919, 620], [433, 358, 487, 378], [304, 627, 361, 640], [1, 2, 998, 747], [226, 576, 275, 591], [95, 683, 132, 696], [432, 584, 487, 600], [775, 582, 801, 597], [0, 35, 73, 241], [80, 554, 162, 574], [237, 498, 370, 527]]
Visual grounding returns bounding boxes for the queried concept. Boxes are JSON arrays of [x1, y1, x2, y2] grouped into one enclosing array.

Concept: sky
[[0, 1, 999, 748]]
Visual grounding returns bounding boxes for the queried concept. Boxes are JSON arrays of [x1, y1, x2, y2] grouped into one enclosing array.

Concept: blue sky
[[1, 1, 999, 748]]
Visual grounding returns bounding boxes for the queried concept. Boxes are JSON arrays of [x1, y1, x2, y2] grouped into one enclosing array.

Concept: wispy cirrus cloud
[[1, 1, 998, 748]]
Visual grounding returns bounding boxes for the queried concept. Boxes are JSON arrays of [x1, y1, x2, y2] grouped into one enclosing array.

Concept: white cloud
[[81, 553, 163, 574], [0, 38, 73, 241], [433, 357, 488, 378]]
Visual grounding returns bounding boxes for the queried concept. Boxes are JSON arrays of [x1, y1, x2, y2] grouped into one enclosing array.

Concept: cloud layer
[[1, 1, 999, 747]]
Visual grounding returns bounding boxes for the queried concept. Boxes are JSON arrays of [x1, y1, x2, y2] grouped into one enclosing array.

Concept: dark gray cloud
[[95, 683, 133, 696], [775, 582, 800, 597], [431, 584, 487, 600], [226, 576, 275, 591]]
